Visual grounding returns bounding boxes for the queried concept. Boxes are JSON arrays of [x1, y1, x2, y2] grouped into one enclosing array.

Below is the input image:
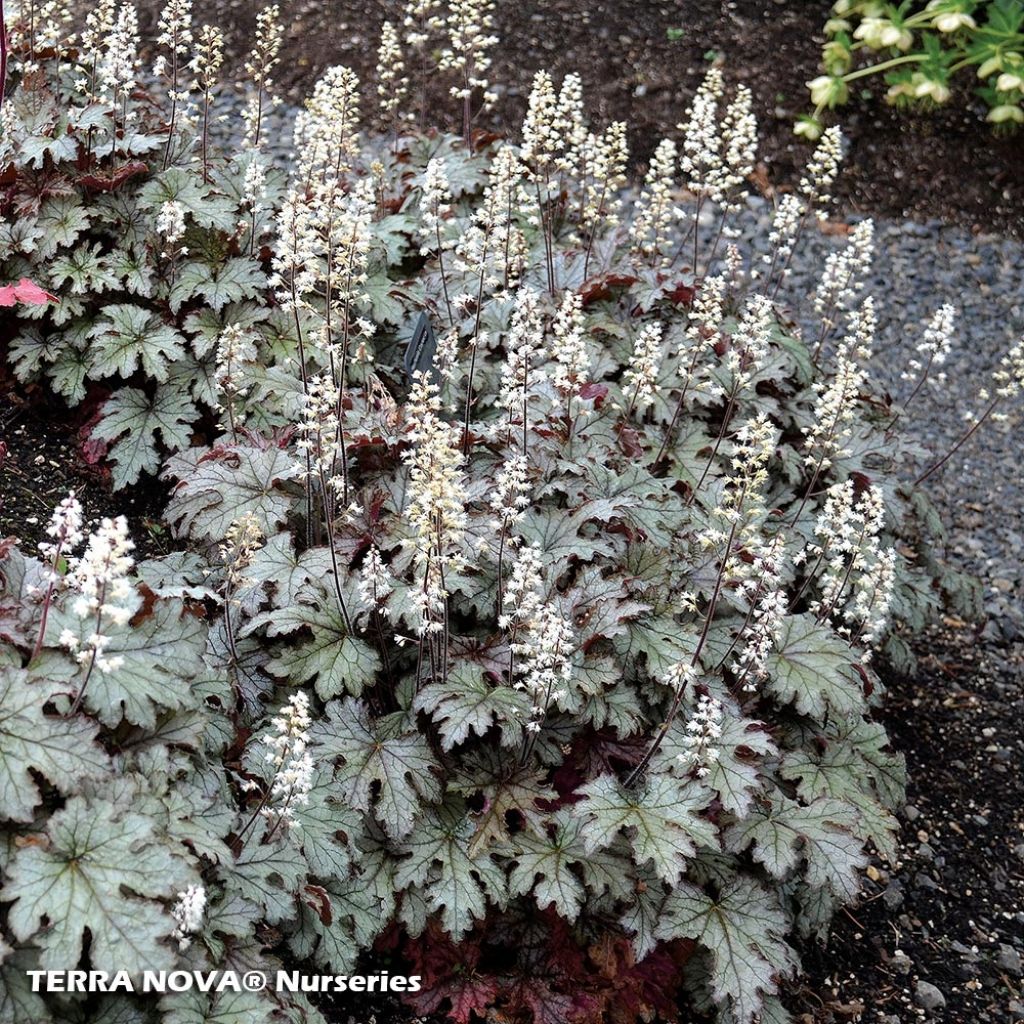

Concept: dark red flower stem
[[0, 0, 8, 112]]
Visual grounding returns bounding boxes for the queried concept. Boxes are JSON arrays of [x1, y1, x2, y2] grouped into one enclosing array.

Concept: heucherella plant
[[1, 0, 282, 490], [0, 9, 1014, 1024], [801, 0, 1024, 137]]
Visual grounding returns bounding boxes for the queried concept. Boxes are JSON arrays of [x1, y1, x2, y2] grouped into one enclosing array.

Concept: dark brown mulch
[[0, 394, 170, 559], [797, 624, 1024, 1024], [137, 0, 1024, 235]]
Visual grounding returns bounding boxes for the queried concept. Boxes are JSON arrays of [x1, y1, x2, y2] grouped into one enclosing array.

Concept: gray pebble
[[997, 944, 1023, 976], [914, 981, 946, 1012]]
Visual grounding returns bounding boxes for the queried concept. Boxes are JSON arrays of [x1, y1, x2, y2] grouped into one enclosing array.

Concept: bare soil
[[134, 0, 1024, 234]]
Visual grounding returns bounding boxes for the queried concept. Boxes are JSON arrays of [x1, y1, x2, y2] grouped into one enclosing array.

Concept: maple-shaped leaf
[[312, 699, 442, 841], [448, 752, 558, 856], [248, 599, 380, 701], [403, 926, 499, 1024], [575, 772, 717, 884], [654, 878, 799, 1024], [290, 768, 364, 882], [725, 795, 867, 901], [766, 614, 864, 721], [88, 303, 187, 382], [288, 878, 385, 973], [656, 712, 777, 817], [562, 567, 651, 648], [518, 505, 617, 565], [781, 718, 905, 807], [169, 258, 267, 314], [506, 809, 634, 922], [235, 534, 333, 613], [413, 660, 529, 751], [44, 598, 207, 728], [160, 986, 277, 1024], [163, 442, 301, 542], [92, 385, 198, 488], [229, 834, 307, 926], [0, 278, 56, 306], [613, 610, 695, 679], [1, 796, 197, 974], [394, 802, 506, 939], [0, 944, 52, 1024], [508, 811, 587, 921], [779, 718, 905, 862], [0, 670, 110, 822], [619, 866, 669, 960]]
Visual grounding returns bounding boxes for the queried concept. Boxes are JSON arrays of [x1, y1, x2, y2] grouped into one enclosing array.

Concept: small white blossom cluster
[[453, 145, 527, 293], [214, 323, 258, 425], [295, 374, 344, 495], [732, 544, 787, 690], [376, 20, 409, 125], [156, 200, 187, 248], [986, 334, 1024, 423], [219, 512, 264, 589], [803, 299, 876, 470], [813, 219, 875, 332], [490, 454, 531, 529], [243, 159, 268, 214], [153, 0, 193, 87], [549, 292, 590, 400], [678, 694, 723, 777], [191, 23, 224, 94], [59, 516, 135, 674], [516, 71, 630, 256], [6, 0, 74, 71], [438, 0, 498, 106], [722, 420, 786, 689], [520, 70, 597, 185], [762, 127, 845, 284], [671, 274, 726, 405], [724, 294, 774, 400], [170, 884, 206, 951], [800, 125, 844, 215], [501, 545, 575, 734], [620, 322, 665, 414], [77, 0, 117, 98], [717, 412, 777, 525], [358, 545, 394, 615], [764, 193, 805, 278], [679, 66, 724, 201], [679, 67, 758, 212], [402, 0, 443, 47], [497, 287, 546, 435], [242, 4, 284, 148], [902, 303, 955, 386], [578, 121, 629, 237], [39, 491, 84, 565], [270, 194, 319, 306], [293, 66, 362, 181], [629, 138, 679, 264], [402, 372, 468, 638], [419, 157, 453, 255], [99, 3, 141, 106], [312, 181, 376, 359], [803, 480, 896, 656], [262, 691, 315, 829]]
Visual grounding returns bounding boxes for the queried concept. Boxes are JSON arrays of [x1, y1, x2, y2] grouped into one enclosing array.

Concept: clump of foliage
[[800, 0, 1024, 138], [0, 0, 282, 487], [1, 4, 1011, 1024]]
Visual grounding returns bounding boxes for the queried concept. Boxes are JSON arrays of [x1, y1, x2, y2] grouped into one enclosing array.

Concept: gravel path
[[759, 211, 1024, 1023]]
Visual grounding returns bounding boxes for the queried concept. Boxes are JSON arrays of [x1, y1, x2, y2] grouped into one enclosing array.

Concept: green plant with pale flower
[[799, 0, 1024, 139]]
